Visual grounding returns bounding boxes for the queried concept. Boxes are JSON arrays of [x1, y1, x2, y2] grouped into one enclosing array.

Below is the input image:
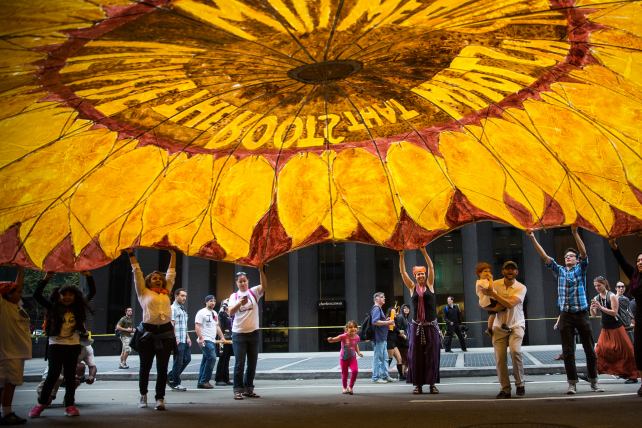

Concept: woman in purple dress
[[398, 247, 440, 394]]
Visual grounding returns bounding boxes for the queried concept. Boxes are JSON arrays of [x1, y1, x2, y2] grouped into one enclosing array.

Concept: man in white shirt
[[195, 295, 225, 389], [480, 260, 527, 399]]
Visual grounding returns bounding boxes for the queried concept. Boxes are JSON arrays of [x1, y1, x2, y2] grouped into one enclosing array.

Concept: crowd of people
[[0, 227, 640, 423]]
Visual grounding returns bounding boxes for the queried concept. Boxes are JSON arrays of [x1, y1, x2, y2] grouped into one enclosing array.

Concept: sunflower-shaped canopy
[[1, 0, 641, 271]]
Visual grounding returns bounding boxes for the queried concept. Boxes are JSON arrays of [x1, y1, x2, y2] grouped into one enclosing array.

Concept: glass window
[[318, 243, 345, 298], [492, 225, 524, 282], [431, 231, 464, 305]]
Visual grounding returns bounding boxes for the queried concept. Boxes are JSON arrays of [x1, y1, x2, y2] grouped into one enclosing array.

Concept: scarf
[[149, 287, 169, 295], [415, 284, 426, 322]]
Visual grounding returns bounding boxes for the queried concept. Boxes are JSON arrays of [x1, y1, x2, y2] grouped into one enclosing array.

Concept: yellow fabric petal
[[386, 141, 453, 231], [439, 129, 523, 228], [70, 142, 169, 254], [590, 29, 642, 84], [278, 153, 331, 247], [139, 153, 213, 250], [0, 127, 119, 238], [211, 156, 273, 260], [332, 148, 400, 243], [98, 203, 145, 259], [0, 105, 91, 169], [520, 96, 640, 233], [581, 1, 642, 37], [21, 202, 70, 267]]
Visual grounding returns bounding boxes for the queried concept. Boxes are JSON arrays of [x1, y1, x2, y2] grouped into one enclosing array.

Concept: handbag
[[130, 322, 151, 352]]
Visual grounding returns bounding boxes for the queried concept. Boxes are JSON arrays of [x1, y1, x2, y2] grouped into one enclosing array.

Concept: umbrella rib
[[138, 0, 309, 66], [261, 3, 317, 63], [194, 80, 310, 257], [8, 76, 303, 259], [255, 84, 319, 261], [0, 75, 293, 172], [321, 85, 336, 241], [322, 0, 345, 62], [332, 5, 401, 61], [333, 82, 404, 234]]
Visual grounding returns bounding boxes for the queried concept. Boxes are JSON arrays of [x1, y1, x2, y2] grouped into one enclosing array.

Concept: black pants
[[39, 344, 81, 406], [444, 324, 467, 351], [215, 344, 233, 383], [138, 323, 174, 400], [559, 311, 597, 381]]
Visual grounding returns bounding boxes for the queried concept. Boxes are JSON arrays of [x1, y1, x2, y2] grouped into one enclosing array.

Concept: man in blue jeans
[[195, 295, 225, 389], [168, 288, 191, 391], [371, 292, 396, 383]]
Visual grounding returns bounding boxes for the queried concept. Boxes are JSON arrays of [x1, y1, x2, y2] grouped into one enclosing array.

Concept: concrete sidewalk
[[23, 344, 588, 381]]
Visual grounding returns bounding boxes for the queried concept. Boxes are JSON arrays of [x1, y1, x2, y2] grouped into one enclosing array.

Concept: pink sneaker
[[65, 405, 80, 417], [28, 404, 46, 418]]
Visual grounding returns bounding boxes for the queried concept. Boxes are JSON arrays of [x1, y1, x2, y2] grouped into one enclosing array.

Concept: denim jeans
[[168, 342, 191, 386], [198, 340, 217, 385], [372, 340, 390, 381], [232, 331, 259, 393]]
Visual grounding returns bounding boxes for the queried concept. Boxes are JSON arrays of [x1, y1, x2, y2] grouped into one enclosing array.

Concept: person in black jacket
[[29, 271, 95, 418], [609, 239, 642, 396], [215, 300, 233, 386], [443, 296, 467, 352]]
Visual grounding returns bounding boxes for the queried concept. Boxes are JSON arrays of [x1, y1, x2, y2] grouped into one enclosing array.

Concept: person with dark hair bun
[[590, 276, 637, 384], [29, 271, 95, 418], [609, 239, 642, 397]]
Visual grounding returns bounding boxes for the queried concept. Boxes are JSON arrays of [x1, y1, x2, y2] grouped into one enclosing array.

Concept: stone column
[[288, 246, 319, 351]]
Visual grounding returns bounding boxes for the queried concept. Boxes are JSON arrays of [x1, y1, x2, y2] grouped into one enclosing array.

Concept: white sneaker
[[375, 379, 388, 384], [155, 398, 166, 411], [385, 377, 398, 383], [566, 383, 576, 395], [138, 394, 147, 408]]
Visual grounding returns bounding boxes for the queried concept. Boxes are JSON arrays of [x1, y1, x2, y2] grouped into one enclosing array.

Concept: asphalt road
[[12, 375, 640, 428]]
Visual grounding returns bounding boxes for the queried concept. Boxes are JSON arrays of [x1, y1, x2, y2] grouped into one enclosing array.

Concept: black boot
[[397, 364, 405, 380]]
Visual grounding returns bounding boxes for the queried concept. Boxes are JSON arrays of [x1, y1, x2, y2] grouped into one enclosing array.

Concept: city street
[[13, 375, 640, 427]]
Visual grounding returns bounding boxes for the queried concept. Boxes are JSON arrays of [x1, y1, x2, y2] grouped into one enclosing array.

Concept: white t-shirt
[[195, 307, 219, 342], [491, 278, 527, 329], [228, 286, 263, 333], [49, 311, 80, 345], [0, 295, 32, 361]]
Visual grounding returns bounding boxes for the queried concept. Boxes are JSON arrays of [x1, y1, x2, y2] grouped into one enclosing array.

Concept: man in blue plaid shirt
[[527, 226, 603, 395], [168, 288, 191, 391]]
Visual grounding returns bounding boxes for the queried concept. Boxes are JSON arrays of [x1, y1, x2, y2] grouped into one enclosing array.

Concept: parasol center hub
[[287, 60, 362, 84]]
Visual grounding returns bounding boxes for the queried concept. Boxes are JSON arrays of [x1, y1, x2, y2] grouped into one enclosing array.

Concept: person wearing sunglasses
[[228, 267, 266, 400]]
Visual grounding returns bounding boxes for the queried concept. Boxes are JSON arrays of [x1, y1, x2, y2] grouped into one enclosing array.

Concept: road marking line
[[411, 393, 635, 402]]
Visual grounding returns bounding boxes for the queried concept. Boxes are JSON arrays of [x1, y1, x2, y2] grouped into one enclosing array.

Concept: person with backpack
[[228, 267, 266, 400], [590, 276, 638, 384], [398, 248, 440, 394], [369, 292, 395, 384]]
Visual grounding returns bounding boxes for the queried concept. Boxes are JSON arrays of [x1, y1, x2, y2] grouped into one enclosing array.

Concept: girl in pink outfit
[[327, 321, 363, 395]]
